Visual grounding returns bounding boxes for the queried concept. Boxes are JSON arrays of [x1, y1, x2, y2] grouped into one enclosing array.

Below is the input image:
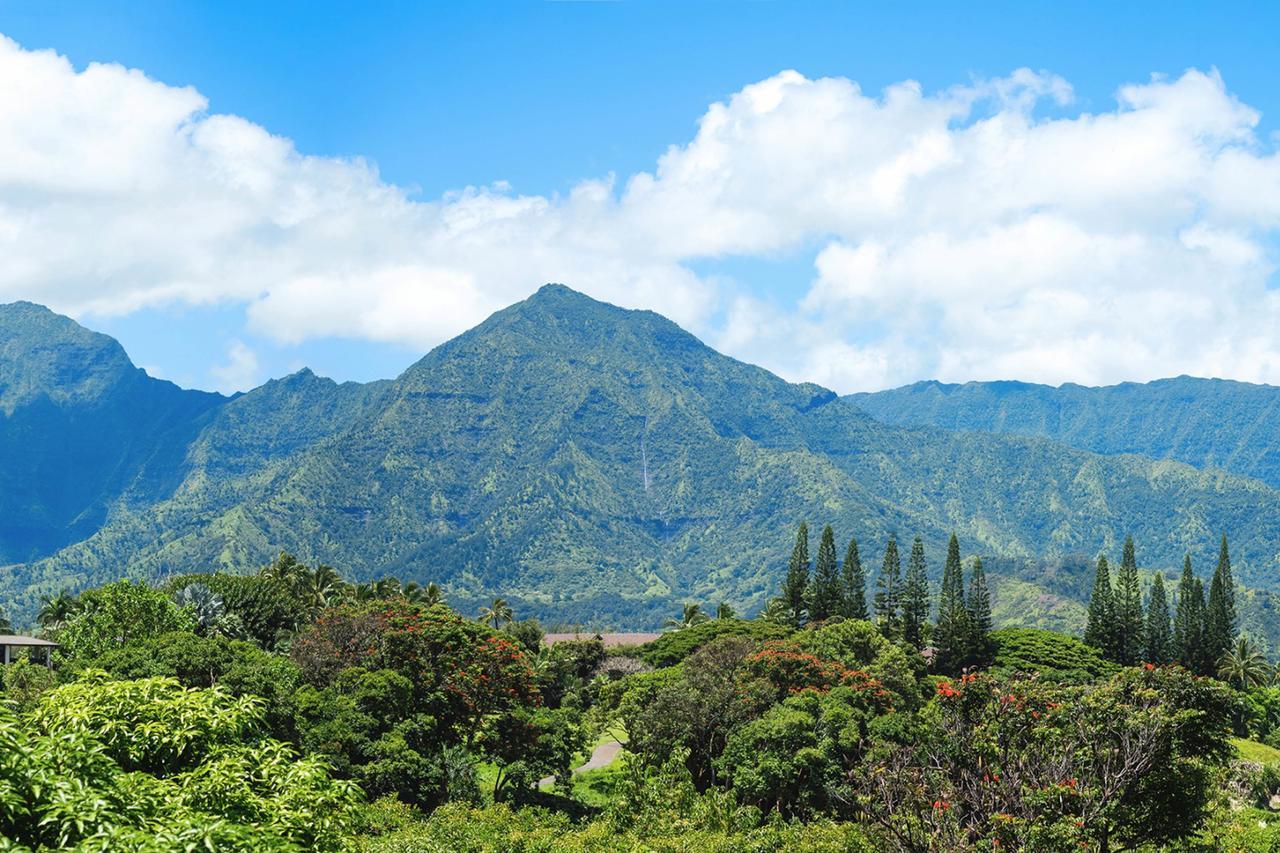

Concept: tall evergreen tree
[[964, 556, 993, 667], [1084, 555, 1115, 655], [1144, 572, 1172, 664], [934, 533, 968, 671], [1114, 536, 1144, 665], [1172, 555, 1199, 668], [841, 536, 868, 620], [902, 537, 930, 647], [874, 536, 902, 637], [1205, 535, 1237, 667], [781, 522, 811, 627], [1188, 577, 1209, 675], [809, 524, 842, 622]]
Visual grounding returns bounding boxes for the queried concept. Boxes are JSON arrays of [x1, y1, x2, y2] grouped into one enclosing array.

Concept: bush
[[636, 619, 792, 668], [990, 627, 1117, 682]]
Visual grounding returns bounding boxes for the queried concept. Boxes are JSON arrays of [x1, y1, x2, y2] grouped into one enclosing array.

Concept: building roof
[[0, 635, 59, 647]]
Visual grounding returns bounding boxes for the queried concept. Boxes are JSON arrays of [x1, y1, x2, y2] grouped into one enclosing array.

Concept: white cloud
[[210, 340, 260, 393], [1, 34, 1280, 391]]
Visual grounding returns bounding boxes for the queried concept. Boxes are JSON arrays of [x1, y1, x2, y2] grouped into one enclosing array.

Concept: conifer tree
[[875, 536, 902, 637], [1144, 572, 1172, 664], [1084, 555, 1115, 655], [1205, 535, 1237, 667], [1172, 555, 1199, 667], [964, 556, 993, 667], [809, 524, 842, 622], [1189, 576, 1209, 674], [782, 522, 811, 627], [1114, 536, 1144, 665], [934, 533, 968, 671], [902, 537, 930, 647], [841, 536, 868, 620]]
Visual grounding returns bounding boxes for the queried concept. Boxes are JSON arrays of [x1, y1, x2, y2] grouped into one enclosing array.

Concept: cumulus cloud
[[1, 34, 1279, 390], [209, 340, 260, 393]]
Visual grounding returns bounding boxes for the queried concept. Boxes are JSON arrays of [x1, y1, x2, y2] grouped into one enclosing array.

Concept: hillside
[[850, 377, 1280, 489], [0, 302, 224, 564], [5, 287, 1280, 630]]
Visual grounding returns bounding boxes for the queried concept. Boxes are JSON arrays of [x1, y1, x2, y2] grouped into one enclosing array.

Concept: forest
[[1, 528, 1279, 851]]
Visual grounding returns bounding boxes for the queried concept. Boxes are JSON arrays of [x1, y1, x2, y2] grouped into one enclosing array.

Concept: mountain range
[[3, 286, 1280, 637]]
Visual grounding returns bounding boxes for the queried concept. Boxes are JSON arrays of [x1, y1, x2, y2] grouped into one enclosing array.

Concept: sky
[[1, 1, 1279, 394]]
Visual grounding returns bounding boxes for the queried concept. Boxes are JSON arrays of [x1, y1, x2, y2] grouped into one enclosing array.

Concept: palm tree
[[665, 602, 710, 630], [423, 583, 444, 606], [480, 597, 514, 629], [1218, 636, 1271, 690], [38, 589, 79, 630], [715, 601, 735, 620], [300, 564, 345, 615], [0, 612, 12, 634]]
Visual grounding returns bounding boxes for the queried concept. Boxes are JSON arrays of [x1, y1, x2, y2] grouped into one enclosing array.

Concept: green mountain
[[850, 377, 1280, 489], [0, 302, 223, 564], [5, 287, 1280, 634]]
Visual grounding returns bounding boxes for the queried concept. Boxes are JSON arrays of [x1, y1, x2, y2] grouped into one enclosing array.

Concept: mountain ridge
[[5, 288, 1280, 635]]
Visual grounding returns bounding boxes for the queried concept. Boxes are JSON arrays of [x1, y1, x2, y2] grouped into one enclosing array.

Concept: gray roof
[[0, 635, 59, 647]]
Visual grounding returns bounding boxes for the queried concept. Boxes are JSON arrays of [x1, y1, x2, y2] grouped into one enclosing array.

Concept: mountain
[[5, 287, 1280, 634], [849, 377, 1280, 489], [0, 302, 223, 564]]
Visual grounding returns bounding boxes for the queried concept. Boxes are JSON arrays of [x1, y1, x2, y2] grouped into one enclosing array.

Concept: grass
[[1233, 738, 1280, 765]]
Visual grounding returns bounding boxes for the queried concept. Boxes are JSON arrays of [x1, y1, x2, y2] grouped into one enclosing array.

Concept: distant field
[[543, 632, 661, 647]]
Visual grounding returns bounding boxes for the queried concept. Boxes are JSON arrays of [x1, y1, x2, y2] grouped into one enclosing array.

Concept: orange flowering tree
[[852, 666, 1234, 851]]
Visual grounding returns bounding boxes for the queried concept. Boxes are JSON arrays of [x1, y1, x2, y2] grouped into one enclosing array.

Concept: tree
[[1218, 636, 1271, 690], [715, 601, 735, 620], [1114, 537, 1143, 665], [1173, 555, 1205, 672], [840, 536, 868, 620], [58, 580, 196, 660], [1144, 572, 1172, 664], [1205, 535, 1237, 668], [901, 537, 930, 647], [874, 536, 901, 636], [781, 522, 811, 627], [808, 525, 842, 622], [964, 557, 993, 666], [480, 597, 515, 630], [665, 603, 710, 630], [1084, 555, 1115, 656], [933, 533, 968, 671], [37, 589, 79, 630]]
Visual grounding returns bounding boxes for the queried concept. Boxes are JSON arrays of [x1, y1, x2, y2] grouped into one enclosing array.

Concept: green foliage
[[782, 522, 810, 627], [636, 618, 792, 668], [1084, 554, 1114, 655], [840, 536, 867, 620], [933, 533, 967, 672], [901, 537, 929, 648], [57, 580, 196, 660], [15, 290, 1280, 633], [990, 627, 1117, 683], [0, 675, 361, 850], [808, 524, 841, 622], [874, 536, 901, 637], [1114, 536, 1143, 665], [1145, 571, 1172, 664]]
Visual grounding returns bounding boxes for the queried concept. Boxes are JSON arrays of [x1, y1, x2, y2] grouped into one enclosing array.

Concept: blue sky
[[2, 2, 1279, 392]]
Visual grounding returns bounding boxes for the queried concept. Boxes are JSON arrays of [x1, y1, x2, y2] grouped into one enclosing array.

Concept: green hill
[[850, 376, 1280, 489], [5, 287, 1280, 632]]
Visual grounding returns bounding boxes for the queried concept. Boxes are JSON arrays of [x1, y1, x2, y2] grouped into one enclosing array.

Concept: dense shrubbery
[[990, 626, 1117, 683], [1, 546, 1266, 850], [0, 675, 360, 850], [635, 617, 792, 667]]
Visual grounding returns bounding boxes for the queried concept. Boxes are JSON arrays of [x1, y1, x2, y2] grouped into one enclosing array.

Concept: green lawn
[[1233, 738, 1280, 765]]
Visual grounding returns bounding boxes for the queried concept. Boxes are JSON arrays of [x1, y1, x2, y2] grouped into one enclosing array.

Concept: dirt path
[[538, 738, 623, 788]]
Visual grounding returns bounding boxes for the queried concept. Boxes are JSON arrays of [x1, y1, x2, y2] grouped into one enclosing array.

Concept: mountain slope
[[850, 377, 1280, 489], [7, 286, 1280, 631], [0, 302, 224, 563]]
